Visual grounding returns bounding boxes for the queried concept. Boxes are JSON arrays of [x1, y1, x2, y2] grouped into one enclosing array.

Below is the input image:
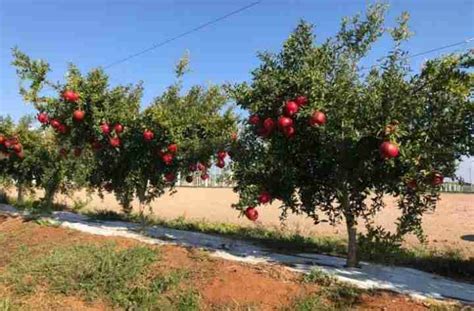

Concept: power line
[[361, 37, 473, 71], [103, 1, 261, 69]]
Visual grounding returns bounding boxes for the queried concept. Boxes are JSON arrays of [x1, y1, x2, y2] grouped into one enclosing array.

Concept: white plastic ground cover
[[1, 204, 473, 303]]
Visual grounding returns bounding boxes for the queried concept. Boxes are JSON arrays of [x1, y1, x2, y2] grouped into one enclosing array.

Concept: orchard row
[[3, 8, 472, 267]]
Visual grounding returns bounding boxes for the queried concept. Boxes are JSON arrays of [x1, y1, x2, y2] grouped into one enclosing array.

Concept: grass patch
[[293, 268, 364, 310], [302, 268, 337, 287], [358, 236, 474, 282], [8, 197, 65, 216], [323, 282, 363, 309], [175, 290, 201, 311], [1, 243, 199, 310], [0, 298, 13, 311]]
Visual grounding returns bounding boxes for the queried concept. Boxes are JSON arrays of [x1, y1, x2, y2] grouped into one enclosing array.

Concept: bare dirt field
[[45, 188, 474, 257], [0, 216, 448, 310]]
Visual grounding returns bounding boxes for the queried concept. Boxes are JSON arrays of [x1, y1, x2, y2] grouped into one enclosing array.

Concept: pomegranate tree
[[12, 50, 236, 213], [0, 115, 70, 206], [228, 6, 473, 267]]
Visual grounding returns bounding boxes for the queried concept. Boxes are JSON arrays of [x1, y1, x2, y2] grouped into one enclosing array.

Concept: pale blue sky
[[0, 0, 473, 180]]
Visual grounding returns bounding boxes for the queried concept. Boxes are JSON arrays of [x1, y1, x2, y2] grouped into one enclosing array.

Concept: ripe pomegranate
[[248, 114, 260, 125], [379, 141, 399, 159], [4, 139, 12, 148], [0, 135, 5, 145], [57, 124, 68, 134], [100, 123, 110, 135], [201, 173, 209, 180], [278, 116, 293, 129], [197, 162, 206, 171], [258, 191, 272, 204], [216, 159, 225, 168], [164, 172, 175, 182], [15, 151, 25, 159], [407, 180, 417, 190], [143, 129, 154, 141], [185, 175, 193, 183], [63, 90, 79, 102], [104, 183, 113, 192], [50, 119, 61, 129], [284, 101, 299, 117], [217, 150, 227, 160], [109, 136, 121, 148], [432, 173, 444, 186], [162, 153, 173, 165], [283, 126, 295, 138], [263, 118, 276, 132], [73, 147, 82, 157], [244, 207, 258, 221], [37, 112, 49, 124], [11, 144, 22, 153], [257, 127, 270, 138], [73, 110, 85, 122], [114, 123, 124, 134], [167, 143, 178, 153], [310, 111, 326, 126], [91, 140, 102, 151], [59, 148, 68, 157], [295, 96, 308, 107]]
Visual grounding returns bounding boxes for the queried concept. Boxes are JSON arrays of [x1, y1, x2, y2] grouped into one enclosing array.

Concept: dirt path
[[0, 216, 447, 310], [9, 187, 474, 256]]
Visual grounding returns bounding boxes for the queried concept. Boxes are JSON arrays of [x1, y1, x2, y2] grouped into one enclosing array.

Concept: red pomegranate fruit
[[258, 191, 272, 204], [263, 118, 276, 132], [162, 153, 173, 165], [167, 143, 178, 153], [63, 90, 79, 102], [245, 207, 259, 221], [310, 111, 326, 126], [216, 159, 225, 168], [432, 173, 444, 186], [284, 101, 299, 117], [73, 110, 85, 122], [100, 123, 111, 135], [143, 129, 154, 141], [37, 112, 49, 124], [114, 123, 124, 134], [109, 136, 121, 148], [379, 141, 399, 159], [248, 114, 260, 125], [295, 96, 308, 107], [217, 150, 227, 160], [283, 126, 295, 138], [278, 116, 293, 129], [164, 172, 175, 182]]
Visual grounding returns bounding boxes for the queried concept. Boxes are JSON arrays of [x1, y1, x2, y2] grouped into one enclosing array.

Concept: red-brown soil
[[0, 216, 445, 310]]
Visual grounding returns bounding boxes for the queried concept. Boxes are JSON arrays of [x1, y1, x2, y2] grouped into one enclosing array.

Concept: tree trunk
[[17, 184, 24, 204], [122, 199, 133, 215], [341, 188, 359, 268], [345, 215, 359, 268], [43, 188, 55, 209]]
